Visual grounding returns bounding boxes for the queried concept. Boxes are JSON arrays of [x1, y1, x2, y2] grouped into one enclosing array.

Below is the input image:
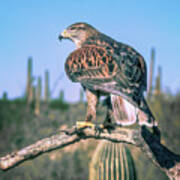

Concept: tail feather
[[111, 94, 137, 126], [110, 95, 157, 127], [138, 98, 158, 127]]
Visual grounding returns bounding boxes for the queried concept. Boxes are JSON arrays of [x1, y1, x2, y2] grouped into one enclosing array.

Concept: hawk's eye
[[78, 27, 86, 30], [70, 27, 76, 30]]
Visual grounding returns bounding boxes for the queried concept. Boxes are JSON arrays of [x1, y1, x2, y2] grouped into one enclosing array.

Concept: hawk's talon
[[103, 122, 115, 133], [94, 124, 104, 136]]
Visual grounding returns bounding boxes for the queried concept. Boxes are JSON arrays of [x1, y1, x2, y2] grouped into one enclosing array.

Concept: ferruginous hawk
[[58, 22, 157, 128]]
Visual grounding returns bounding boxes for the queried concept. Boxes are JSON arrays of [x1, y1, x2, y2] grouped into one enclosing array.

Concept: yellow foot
[[76, 121, 95, 129], [76, 121, 104, 131]]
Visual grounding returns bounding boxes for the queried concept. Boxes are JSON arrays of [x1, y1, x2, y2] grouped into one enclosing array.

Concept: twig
[[0, 125, 180, 180]]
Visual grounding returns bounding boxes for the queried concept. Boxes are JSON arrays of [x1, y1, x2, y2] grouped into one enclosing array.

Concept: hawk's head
[[59, 22, 99, 47]]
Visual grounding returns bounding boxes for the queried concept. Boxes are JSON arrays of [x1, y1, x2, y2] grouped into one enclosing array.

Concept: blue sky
[[0, 0, 180, 102]]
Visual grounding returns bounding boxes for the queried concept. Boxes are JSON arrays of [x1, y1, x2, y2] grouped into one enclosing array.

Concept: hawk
[[59, 22, 157, 128]]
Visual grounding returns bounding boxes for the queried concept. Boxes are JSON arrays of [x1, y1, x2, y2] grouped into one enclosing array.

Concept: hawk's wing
[[65, 44, 147, 109]]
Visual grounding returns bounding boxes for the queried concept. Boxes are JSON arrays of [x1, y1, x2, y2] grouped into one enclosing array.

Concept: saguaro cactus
[[44, 70, 50, 102], [89, 141, 136, 180], [32, 85, 36, 103], [79, 89, 84, 103], [26, 57, 33, 104], [147, 48, 155, 99], [59, 90, 64, 102], [2, 92, 8, 101], [154, 66, 162, 96], [35, 77, 42, 115]]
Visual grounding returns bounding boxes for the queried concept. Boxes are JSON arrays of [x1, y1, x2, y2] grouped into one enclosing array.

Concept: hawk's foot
[[103, 115, 115, 133], [103, 121, 115, 133], [76, 121, 95, 129], [76, 121, 105, 135], [94, 124, 104, 136]]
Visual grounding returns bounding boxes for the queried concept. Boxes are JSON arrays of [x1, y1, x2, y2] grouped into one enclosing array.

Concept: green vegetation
[[49, 99, 69, 111]]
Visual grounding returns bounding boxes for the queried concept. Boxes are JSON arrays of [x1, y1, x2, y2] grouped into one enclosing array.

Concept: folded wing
[[65, 44, 147, 109]]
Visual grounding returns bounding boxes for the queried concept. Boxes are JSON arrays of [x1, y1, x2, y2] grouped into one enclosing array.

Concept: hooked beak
[[58, 29, 70, 41], [58, 35, 64, 41]]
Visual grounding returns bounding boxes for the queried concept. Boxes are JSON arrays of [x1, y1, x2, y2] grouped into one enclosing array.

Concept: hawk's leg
[[103, 96, 115, 131], [76, 89, 98, 129], [86, 89, 98, 122]]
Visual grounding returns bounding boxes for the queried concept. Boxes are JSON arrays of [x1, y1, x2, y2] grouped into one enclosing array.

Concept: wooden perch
[[0, 125, 180, 180]]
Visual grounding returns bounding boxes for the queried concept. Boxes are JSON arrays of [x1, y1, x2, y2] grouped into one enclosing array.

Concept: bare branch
[[0, 125, 180, 180]]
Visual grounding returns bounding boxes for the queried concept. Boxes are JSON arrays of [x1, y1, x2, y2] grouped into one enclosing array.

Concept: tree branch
[[0, 125, 180, 180]]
